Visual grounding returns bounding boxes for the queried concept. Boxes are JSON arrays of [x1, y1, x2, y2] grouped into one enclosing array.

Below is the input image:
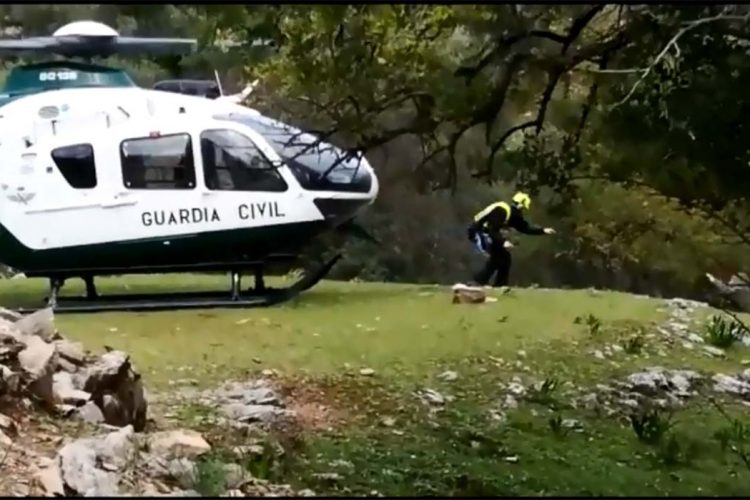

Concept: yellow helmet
[[512, 191, 531, 210]]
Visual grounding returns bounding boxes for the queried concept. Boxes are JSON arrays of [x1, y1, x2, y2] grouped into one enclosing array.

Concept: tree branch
[[611, 10, 750, 108]]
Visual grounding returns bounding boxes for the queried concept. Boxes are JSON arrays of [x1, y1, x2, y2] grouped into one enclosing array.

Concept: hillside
[[2, 275, 750, 496]]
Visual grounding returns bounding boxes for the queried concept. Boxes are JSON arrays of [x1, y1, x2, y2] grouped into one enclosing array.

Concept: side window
[[51, 143, 97, 189], [120, 133, 196, 190], [200, 129, 287, 192], [154, 81, 180, 93]]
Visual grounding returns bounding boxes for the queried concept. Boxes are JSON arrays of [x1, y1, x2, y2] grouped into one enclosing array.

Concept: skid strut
[[25, 254, 342, 314]]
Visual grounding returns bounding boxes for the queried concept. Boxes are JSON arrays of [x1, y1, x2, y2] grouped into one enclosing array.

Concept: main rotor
[[0, 20, 196, 58]]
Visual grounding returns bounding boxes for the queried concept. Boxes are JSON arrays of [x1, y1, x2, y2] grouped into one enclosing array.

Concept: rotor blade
[[0, 37, 57, 54], [113, 37, 197, 55]]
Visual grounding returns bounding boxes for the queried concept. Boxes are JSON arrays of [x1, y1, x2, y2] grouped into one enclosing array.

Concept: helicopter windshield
[[219, 114, 372, 193]]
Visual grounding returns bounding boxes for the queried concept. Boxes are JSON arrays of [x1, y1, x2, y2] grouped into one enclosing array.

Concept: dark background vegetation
[[2, 4, 749, 300]]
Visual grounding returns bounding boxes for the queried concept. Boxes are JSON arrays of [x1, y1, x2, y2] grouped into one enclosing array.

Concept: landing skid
[[19, 254, 341, 314]]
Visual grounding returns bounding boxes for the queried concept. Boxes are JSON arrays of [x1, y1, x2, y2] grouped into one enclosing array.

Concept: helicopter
[[0, 21, 380, 313]]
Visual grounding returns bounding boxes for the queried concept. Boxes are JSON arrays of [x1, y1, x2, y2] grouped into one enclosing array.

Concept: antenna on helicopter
[[0, 20, 197, 58]]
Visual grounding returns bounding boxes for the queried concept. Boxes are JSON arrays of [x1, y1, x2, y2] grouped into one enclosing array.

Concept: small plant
[[654, 431, 698, 467], [712, 398, 750, 469], [574, 314, 603, 337], [195, 455, 228, 497], [704, 315, 747, 349], [622, 334, 645, 355], [527, 377, 560, 407], [629, 408, 674, 445], [547, 414, 570, 439]]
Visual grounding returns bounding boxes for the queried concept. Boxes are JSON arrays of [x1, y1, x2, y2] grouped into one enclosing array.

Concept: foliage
[[704, 314, 748, 348]]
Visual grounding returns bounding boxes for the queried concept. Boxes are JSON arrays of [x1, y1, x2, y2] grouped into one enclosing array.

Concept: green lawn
[[4, 274, 750, 496]]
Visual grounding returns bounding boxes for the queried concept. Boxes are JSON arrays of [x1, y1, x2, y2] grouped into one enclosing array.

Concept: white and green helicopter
[[0, 21, 379, 312]]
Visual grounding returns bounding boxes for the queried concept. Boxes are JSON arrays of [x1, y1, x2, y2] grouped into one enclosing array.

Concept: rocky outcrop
[[706, 272, 750, 312], [0, 307, 147, 431]]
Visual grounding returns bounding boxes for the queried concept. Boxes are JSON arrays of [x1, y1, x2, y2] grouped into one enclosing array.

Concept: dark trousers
[[474, 238, 512, 287]]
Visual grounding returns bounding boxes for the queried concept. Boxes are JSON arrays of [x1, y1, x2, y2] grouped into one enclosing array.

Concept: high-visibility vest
[[473, 201, 511, 228]]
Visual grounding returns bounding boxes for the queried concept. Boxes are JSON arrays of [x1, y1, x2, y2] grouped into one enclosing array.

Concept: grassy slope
[[3, 275, 750, 495]]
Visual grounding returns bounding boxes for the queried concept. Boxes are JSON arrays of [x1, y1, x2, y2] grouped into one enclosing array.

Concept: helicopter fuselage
[[0, 67, 378, 279]]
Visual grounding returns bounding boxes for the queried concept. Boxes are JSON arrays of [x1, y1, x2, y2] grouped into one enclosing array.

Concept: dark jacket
[[467, 202, 544, 242]]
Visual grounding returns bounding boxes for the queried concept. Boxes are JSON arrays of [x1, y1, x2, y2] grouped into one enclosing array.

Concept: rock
[[96, 425, 137, 471], [167, 458, 198, 490], [702, 345, 726, 357], [76, 401, 105, 424], [15, 308, 56, 342], [502, 394, 518, 409], [593, 350, 606, 360], [34, 457, 65, 497], [148, 429, 211, 459], [0, 306, 22, 322], [18, 335, 56, 378], [208, 382, 279, 406], [451, 283, 486, 304], [220, 403, 284, 423], [713, 373, 750, 398], [224, 463, 247, 489], [18, 336, 57, 404], [0, 412, 16, 435], [0, 428, 11, 446], [418, 388, 446, 405], [54, 339, 86, 366], [507, 382, 526, 396], [84, 351, 148, 431], [0, 364, 20, 393], [53, 372, 91, 406], [437, 370, 458, 382], [359, 368, 375, 376], [58, 438, 120, 496], [687, 333, 705, 344]]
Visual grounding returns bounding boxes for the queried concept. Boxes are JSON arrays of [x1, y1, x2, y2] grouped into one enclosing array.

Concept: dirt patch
[[275, 377, 351, 432]]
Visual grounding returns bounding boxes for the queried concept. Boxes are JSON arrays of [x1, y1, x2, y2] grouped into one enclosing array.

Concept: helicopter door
[[118, 131, 207, 237], [197, 128, 289, 229]]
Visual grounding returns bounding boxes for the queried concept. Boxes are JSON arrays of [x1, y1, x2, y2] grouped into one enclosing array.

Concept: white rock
[[220, 403, 284, 423], [702, 345, 726, 357], [593, 350, 606, 360], [507, 382, 526, 396], [148, 429, 211, 459], [53, 339, 86, 365], [359, 368, 375, 376], [18, 335, 56, 378], [76, 401, 105, 424], [97, 425, 136, 471], [34, 458, 65, 497], [687, 333, 705, 344], [58, 439, 120, 496], [437, 370, 458, 382], [53, 372, 91, 406], [0, 428, 11, 446], [0, 412, 16, 435], [14, 308, 56, 342], [713, 373, 750, 397]]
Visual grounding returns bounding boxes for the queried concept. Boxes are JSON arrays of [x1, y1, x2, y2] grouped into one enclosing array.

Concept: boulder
[[0, 364, 20, 394], [57, 438, 120, 496], [15, 308, 56, 342], [84, 351, 148, 431], [53, 372, 91, 406], [53, 339, 86, 366], [148, 429, 211, 460], [451, 284, 486, 304], [18, 335, 57, 404], [34, 457, 65, 497], [76, 401, 105, 424]]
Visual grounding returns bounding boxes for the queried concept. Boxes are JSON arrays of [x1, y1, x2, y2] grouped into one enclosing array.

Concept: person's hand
[[543, 227, 556, 235], [503, 240, 514, 249]]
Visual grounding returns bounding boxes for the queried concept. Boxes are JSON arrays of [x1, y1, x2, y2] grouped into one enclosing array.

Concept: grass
[[4, 274, 750, 495]]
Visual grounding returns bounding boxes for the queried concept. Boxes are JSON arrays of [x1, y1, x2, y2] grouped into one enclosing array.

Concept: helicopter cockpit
[[218, 113, 373, 195]]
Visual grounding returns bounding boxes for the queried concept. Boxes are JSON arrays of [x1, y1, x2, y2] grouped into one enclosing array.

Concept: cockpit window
[[220, 114, 372, 193], [200, 129, 287, 192]]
